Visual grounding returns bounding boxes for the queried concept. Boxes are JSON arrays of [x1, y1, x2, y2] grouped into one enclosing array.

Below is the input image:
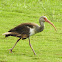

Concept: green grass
[[0, 0, 62, 62]]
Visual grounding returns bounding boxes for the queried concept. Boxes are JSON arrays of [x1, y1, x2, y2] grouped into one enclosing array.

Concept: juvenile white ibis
[[3, 16, 56, 55]]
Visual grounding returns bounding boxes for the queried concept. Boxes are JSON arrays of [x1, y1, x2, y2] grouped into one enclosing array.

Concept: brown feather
[[3, 23, 39, 38]]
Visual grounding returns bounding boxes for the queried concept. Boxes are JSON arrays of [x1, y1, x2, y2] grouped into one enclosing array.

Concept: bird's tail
[[2, 32, 21, 37]]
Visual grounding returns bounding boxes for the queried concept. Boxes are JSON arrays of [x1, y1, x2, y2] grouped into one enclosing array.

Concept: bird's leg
[[28, 37, 36, 55], [9, 38, 21, 53]]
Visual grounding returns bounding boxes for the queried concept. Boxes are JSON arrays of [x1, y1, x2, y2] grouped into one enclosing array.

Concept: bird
[[3, 16, 56, 55]]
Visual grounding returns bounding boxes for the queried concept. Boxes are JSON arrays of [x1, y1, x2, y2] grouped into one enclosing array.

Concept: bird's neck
[[39, 22, 44, 32]]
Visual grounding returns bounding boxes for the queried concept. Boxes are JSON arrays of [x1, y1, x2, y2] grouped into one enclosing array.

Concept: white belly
[[30, 28, 35, 36]]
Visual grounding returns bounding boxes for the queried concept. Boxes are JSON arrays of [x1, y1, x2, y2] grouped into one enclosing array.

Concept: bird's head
[[39, 16, 57, 31]]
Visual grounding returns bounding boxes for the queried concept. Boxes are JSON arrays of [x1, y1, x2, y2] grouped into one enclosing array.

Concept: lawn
[[0, 0, 62, 62]]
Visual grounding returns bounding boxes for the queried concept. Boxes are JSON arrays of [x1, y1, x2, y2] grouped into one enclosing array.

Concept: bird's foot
[[8, 48, 13, 53]]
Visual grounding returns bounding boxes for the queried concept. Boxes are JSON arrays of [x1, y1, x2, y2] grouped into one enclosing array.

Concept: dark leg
[[9, 38, 21, 53], [28, 37, 36, 55]]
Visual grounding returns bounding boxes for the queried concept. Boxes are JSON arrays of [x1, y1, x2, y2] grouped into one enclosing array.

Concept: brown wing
[[4, 23, 39, 39], [8, 24, 30, 35], [8, 23, 38, 34]]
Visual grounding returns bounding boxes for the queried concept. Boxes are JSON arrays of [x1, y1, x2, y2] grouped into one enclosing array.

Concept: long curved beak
[[45, 18, 57, 31]]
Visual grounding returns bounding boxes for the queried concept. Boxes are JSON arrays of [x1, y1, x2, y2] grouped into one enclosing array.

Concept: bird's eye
[[44, 18, 45, 19]]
